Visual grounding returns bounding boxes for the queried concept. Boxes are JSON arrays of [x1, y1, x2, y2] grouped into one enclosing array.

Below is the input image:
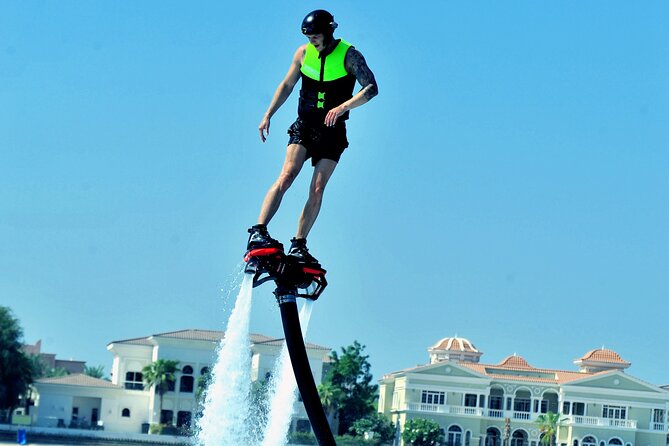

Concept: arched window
[[200, 367, 210, 375], [180, 375, 194, 393], [583, 436, 596, 446], [466, 431, 471, 446], [121, 408, 130, 417], [574, 440, 579, 446], [608, 440, 623, 446], [448, 426, 463, 446], [489, 386, 505, 411], [511, 430, 528, 446], [486, 427, 501, 446], [182, 365, 193, 374]]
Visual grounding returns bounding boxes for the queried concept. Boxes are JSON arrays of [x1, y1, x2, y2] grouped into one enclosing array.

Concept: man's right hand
[[258, 115, 271, 142]]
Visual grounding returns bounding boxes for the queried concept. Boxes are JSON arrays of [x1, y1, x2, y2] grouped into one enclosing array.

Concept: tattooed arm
[[324, 47, 378, 126]]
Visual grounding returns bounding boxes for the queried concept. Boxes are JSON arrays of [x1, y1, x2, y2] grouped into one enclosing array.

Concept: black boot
[[246, 224, 282, 251], [287, 238, 320, 266]]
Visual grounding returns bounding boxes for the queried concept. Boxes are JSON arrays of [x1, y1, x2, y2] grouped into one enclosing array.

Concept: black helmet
[[301, 10, 338, 35]]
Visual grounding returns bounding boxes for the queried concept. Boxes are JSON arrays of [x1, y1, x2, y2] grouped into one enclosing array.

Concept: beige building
[[32, 329, 330, 435], [379, 337, 669, 446]]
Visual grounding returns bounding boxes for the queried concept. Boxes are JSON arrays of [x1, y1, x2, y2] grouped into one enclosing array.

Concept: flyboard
[[244, 244, 335, 446]]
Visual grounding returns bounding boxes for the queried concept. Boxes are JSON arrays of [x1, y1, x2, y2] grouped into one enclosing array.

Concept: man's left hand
[[324, 105, 347, 127]]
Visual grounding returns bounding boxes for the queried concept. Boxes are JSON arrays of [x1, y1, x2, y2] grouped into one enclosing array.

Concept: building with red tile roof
[[379, 337, 669, 446]]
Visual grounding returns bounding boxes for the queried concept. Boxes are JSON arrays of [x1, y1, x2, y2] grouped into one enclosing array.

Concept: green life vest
[[298, 39, 356, 122]]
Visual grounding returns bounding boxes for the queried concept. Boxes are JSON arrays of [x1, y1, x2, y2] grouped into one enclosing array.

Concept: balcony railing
[[512, 411, 531, 420], [404, 403, 484, 416], [651, 422, 665, 431], [566, 415, 637, 429], [400, 405, 644, 430]]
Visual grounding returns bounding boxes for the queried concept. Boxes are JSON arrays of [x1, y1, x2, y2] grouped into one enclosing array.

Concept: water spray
[[245, 248, 335, 446]]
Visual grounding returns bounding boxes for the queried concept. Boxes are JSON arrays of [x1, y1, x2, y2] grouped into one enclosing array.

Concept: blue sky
[[2, 1, 667, 386]]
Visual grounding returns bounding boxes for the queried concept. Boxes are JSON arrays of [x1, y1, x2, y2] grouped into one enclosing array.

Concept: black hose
[[278, 299, 336, 446]]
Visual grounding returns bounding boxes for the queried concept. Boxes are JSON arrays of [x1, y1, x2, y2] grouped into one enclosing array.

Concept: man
[[247, 9, 378, 267]]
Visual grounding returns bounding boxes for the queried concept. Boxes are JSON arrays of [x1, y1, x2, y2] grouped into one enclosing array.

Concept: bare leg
[[258, 144, 308, 225], [295, 158, 338, 239]]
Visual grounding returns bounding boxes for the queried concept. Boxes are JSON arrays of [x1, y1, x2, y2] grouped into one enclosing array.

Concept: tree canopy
[[0, 306, 34, 417], [402, 418, 445, 446], [536, 411, 567, 446], [349, 412, 396, 445], [319, 341, 378, 436], [142, 358, 180, 422]]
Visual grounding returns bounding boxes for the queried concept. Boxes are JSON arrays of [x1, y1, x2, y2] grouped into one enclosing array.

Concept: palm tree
[[536, 411, 567, 446], [142, 359, 180, 424], [318, 381, 341, 434]]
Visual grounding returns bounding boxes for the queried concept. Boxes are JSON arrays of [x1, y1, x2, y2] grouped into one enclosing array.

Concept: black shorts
[[287, 117, 349, 166]]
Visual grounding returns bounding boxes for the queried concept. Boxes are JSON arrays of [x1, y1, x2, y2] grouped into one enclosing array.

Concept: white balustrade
[[568, 415, 637, 429], [404, 403, 483, 416]]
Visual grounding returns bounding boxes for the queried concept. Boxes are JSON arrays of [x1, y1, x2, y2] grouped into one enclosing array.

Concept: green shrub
[[289, 431, 318, 444], [149, 423, 164, 434], [402, 418, 444, 446], [335, 434, 374, 445]]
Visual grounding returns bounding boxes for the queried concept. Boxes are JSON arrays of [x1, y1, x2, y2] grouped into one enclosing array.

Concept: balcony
[[402, 404, 540, 422], [651, 422, 665, 431], [566, 415, 637, 429], [403, 403, 484, 416]]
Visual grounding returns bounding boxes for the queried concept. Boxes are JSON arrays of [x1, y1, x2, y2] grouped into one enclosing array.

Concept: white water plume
[[260, 300, 315, 446], [196, 273, 255, 446]]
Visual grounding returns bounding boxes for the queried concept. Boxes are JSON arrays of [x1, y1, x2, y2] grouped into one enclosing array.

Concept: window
[[200, 366, 210, 375], [421, 391, 445, 405], [486, 428, 501, 446], [602, 406, 626, 420], [448, 426, 463, 446], [511, 431, 528, 446], [506, 398, 513, 411], [177, 411, 192, 428], [653, 409, 665, 423], [180, 376, 194, 393], [582, 436, 596, 446], [572, 402, 585, 416], [121, 408, 131, 418], [124, 372, 144, 390], [464, 394, 477, 407], [160, 410, 173, 425], [514, 431, 529, 446], [489, 396, 503, 410], [563, 402, 571, 415], [540, 400, 549, 414], [514, 398, 531, 412], [182, 365, 193, 374], [608, 440, 622, 446], [479, 396, 486, 408], [466, 431, 471, 446]]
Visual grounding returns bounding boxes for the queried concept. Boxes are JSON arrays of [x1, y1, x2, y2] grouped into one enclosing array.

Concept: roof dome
[[431, 337, 479, 353], [574, 347, 630, 373], [578, 348, 629, 364], [498, 354, 532, 369], [428, 336, 483, 364]]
